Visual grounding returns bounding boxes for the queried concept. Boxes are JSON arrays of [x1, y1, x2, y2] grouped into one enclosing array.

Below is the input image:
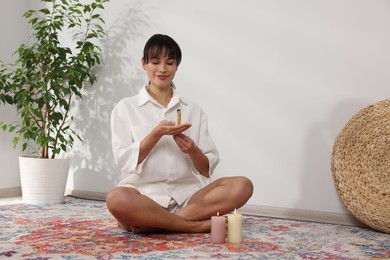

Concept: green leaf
[[39, 8, 51, 15], [9, 125, 17, 132], [1, 123, 8, 131], [83, 5, 91, 13], [12, 137, 19, 148], [23, 10, 34, 18], [5, 95, 13, 104], [29, 17, 38, 25]]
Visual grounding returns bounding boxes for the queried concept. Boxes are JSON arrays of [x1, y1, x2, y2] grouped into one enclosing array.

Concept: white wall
[[0, 1, 30, 189], [1, 0, 389, 214]]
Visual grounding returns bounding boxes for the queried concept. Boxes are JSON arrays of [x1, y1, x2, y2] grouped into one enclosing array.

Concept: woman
[[106, 34, 253, 233]]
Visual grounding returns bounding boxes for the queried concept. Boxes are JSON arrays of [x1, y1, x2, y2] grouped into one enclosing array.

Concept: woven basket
[[331, 99, 390, 233]]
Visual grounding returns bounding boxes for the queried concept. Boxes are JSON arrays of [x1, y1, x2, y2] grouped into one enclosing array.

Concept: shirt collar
[[138, 85, 150, 106], [137, 85, 187, 107]]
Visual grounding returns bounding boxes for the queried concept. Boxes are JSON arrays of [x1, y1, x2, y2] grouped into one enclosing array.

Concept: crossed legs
[[106, 176, 253, 233]]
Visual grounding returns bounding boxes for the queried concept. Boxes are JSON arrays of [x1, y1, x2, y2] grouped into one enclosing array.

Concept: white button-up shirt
[[111, 86, 220, 207]]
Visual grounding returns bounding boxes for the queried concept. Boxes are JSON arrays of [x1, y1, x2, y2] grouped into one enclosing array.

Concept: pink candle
[[211, 212, 225, 244]]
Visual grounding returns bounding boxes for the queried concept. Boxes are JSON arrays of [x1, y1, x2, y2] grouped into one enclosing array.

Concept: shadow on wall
[[298, 99, 369, 213], [69, 3, 150, 193]]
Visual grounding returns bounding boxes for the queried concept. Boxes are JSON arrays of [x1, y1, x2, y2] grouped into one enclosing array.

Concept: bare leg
[[176, 176, 253, 220], [106, 176, 253, 233], [106, 187, 210, 233]]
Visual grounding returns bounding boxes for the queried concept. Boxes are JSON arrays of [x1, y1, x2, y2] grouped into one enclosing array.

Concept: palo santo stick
[[176, 109, 181, 125]]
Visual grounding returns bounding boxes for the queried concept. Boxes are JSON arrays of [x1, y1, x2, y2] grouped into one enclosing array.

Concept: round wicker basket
[[331, 99, 390, 233]]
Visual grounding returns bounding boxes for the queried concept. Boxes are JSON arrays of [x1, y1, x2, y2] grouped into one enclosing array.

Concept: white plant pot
[[19, 156, 70, 204]]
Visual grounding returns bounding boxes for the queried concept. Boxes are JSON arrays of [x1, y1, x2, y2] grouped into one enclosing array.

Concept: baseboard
[[65, 189, 107, 201], [240, 204, 366, 227], [2, 188, 364, 227], [0, 187, 22, 198]]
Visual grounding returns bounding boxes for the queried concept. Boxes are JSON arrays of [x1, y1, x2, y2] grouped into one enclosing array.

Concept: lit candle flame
[[234, 208, 237, 214], [217, 212, 219, 216]]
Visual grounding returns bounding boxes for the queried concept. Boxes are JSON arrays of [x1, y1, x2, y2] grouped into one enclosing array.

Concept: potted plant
[[0, 0, 108, 204]]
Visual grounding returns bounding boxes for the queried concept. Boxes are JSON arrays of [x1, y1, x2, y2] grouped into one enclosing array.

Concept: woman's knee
[[106, 188, 120, 211], [236, 176, 254, 197], [106, 187, 133, 213], [216, 176, 252, 194], [223, 176, 253, 200]]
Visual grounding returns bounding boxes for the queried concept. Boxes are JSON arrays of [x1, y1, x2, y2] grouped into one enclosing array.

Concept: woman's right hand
[[153, 120, 191, 138]]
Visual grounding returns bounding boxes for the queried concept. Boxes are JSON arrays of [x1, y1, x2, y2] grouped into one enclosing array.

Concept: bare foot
[[118, 221, 171, 234], [117, 221, 125, 229], [132, 226, 171, 234], [131, 221, 211, 234], [117, 221, 133, 232], [190, 219, 211, 233], [117, 219, 211, 234]]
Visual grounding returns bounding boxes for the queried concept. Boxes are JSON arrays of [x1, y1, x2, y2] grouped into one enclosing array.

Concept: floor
[[2, 196, 389, 259]]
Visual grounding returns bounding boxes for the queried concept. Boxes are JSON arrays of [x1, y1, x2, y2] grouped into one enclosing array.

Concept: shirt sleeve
[[196, 109, 220, 177], [111, 102, 142, 175]]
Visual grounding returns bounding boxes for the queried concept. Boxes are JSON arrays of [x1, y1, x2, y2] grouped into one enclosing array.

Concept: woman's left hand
[[174, 133, 209, 176], [173, 133, 196, 154]]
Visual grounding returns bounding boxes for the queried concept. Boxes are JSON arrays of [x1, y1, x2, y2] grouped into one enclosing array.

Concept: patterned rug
[[0, 196, 389, 259]]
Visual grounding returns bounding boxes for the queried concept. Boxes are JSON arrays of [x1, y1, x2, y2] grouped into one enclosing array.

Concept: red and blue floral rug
[[0, 196, 389, 259]]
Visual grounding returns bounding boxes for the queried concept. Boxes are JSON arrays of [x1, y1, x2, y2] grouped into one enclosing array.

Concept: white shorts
[[165, 196, 192, 213]]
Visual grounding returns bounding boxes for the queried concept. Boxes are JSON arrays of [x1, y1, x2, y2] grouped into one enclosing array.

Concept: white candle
[[211, 212, 225, 244], [228, 208, 242, 244]]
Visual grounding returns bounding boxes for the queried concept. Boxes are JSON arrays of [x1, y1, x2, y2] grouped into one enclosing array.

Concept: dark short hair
[[142, 34, 182, 66]]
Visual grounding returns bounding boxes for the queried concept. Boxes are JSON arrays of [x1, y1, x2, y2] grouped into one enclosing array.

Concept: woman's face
[[142, 52, 178, 89]]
